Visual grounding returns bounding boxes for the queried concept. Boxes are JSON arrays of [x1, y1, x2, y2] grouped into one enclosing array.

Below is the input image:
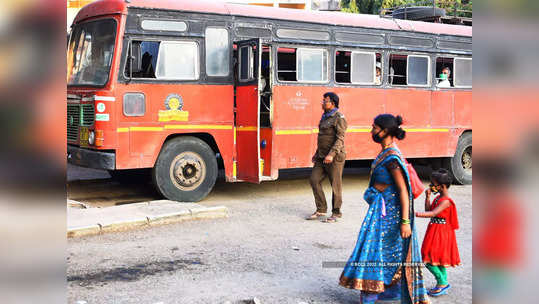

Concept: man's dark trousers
[[309, 155, 345, 215]]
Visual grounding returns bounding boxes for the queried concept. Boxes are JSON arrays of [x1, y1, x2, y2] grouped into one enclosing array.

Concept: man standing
[[307, 92, 348, 223]]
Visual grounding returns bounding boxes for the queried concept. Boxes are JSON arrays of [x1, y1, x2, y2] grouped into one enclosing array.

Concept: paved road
[[68, 166, 472, 304]]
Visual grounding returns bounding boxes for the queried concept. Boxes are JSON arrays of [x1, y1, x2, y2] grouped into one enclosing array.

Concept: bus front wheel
[[153, 137, 218, 202], [446, 132, 472, 185]]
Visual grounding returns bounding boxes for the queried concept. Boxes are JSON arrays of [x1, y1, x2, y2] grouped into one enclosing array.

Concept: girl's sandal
[[429, 284, 451, 296]]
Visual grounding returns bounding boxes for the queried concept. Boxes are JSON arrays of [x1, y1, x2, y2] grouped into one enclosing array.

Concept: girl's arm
[[389, 163, 411, 239], [425, 188, 432, 211], [416, 200, 450, 218]]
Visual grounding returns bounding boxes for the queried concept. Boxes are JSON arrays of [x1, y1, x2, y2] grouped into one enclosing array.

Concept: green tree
[[341, 0, 408, 14], [341, 0, 472, 17]]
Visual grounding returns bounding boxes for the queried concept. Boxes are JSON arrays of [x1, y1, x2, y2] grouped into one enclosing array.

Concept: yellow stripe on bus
[[118, 126, 449, 134], [129, 127, 164, 132], [164, 125, 233, 130], [117, 125, 233, 132], [275, 129, 312, 135], [237, 126, 257, 131]]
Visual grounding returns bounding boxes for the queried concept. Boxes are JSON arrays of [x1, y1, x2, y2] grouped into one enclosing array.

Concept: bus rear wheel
[[446, 132, 472, 185], [153, 137, 217, 202]]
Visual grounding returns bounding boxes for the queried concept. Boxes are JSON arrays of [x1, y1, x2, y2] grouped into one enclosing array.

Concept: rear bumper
[[67, 145, 115, 170]]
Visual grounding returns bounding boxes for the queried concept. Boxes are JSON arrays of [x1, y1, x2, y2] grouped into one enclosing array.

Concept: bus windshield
[[67, 19, 117, 87]]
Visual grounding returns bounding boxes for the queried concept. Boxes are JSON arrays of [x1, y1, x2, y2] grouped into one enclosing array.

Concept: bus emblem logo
[[158, 93, 189, 122]]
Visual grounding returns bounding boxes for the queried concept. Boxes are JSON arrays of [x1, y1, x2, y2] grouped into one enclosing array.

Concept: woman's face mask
[[439, 73, 448, 80], [372, 129, 386, 143]]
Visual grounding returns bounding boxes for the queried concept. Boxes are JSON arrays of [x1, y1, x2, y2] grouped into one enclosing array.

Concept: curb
[[67, 205, 228, 238], [67, 224, 101, 238]]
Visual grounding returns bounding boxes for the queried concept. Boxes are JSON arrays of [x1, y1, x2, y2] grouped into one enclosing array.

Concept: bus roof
[[74, 0, 472, 37]]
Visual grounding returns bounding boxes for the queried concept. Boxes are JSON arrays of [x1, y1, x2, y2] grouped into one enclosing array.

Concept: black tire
[[392, 6, 446, 20], [446, 132, 472, 185], [153, 136, 217, 202]]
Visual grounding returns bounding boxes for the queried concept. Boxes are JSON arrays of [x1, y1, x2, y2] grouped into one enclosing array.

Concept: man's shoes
[[306, 212, 325, 220], [322, 213, 342, 223]]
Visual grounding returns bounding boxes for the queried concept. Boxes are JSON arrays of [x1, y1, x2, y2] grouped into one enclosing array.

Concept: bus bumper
[[67, 145, 115, 170]]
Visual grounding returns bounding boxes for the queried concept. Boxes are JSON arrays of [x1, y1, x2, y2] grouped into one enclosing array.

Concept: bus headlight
[[88, 130, 95, 145]]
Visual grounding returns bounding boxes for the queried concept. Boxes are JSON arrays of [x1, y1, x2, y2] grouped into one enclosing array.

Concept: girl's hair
[[431, 168, 453, 188], [373, 114, 406, 140]]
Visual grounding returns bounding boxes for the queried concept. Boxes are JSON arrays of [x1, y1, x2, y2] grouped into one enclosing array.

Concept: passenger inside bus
[[436, 57, 454, 87], [437, 67, 452, 88], [375, 62, 382, 85]]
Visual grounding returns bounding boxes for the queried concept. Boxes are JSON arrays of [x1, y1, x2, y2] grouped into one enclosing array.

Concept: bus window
[[125, 41, 160, 78], [277, 47, 297, 81], [156, 41, 199, 80], [126, 40, 199, 80], [123, 93, 146, 117], [436, 57, 454, 87], [389, 54, 430, 86], [206, 27, 230, 77], [277, 47, 327, 83], [68, 19, 117, 86], [297, 48, 328, 83], [238, 45, 254, 82], [408, 55, 430, 86], [335, 50, 381, 85], [335, 51, 351, 83], [454, 57, 472, 88], [389, 54, 407, 85]]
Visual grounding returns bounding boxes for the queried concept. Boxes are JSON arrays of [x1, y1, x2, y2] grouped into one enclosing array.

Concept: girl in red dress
[[416, 168, 460, 297]]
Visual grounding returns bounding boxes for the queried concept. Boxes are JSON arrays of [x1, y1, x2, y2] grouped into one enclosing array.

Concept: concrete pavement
[[67, 200, 229, 237]]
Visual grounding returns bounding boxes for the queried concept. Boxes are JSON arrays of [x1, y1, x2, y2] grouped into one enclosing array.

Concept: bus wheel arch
[[153, 135, 218, 202], [445, 130, 472, 185]]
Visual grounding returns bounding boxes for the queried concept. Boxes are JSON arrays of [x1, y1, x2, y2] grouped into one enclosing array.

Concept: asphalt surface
[[67, 165, 472, 303]]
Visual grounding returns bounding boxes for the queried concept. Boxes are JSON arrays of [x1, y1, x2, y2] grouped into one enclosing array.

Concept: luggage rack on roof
[[380, 1, 472, 26]]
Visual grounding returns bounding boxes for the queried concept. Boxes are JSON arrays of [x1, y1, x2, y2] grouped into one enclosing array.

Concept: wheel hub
[[170, 152, 205, 190], [462, 146, 472, 171]]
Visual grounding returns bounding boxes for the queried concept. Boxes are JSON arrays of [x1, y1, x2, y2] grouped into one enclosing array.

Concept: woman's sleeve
[[384, 158, 401, 171]]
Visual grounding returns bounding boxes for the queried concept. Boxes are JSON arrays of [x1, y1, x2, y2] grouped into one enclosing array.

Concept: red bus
[[67, 0, 472, 202]]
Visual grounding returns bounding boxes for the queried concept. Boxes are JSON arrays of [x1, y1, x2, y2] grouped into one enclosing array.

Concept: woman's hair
[[373, 114, 406, 140], [431, 168, 453, 188]]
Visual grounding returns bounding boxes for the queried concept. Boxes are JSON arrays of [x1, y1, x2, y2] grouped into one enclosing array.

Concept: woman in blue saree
[[339, 114, 429, 304]]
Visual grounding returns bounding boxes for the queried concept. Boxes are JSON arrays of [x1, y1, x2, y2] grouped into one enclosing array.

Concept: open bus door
[[235, 39, 261, 183]]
